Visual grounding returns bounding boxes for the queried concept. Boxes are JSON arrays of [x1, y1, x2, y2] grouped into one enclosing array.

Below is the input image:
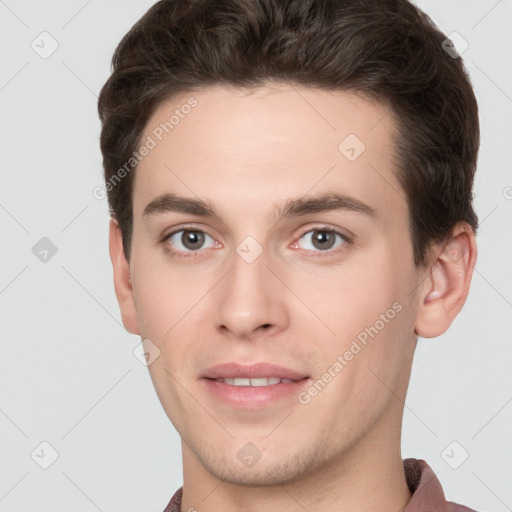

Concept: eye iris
[[312, 230, 335, 250], [182, 230, 204, 250]]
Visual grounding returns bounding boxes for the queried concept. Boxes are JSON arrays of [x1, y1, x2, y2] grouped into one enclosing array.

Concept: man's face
[[124, 84, 423, 485]]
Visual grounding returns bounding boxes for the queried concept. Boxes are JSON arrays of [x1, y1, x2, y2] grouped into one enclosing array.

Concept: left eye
[[166, 229, 217, 252], [296, 229, 347, 252]]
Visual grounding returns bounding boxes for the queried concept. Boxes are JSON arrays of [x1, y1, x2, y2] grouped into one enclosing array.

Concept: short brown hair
[[98, 0, 479, 267]]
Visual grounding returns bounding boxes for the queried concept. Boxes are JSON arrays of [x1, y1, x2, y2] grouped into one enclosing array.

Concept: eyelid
[[160, 224, 221, 258], [296, 224, 352, 241], [291, 225, 352, 257], [161, 223, 353, 258], [161, 222, 217, 241]]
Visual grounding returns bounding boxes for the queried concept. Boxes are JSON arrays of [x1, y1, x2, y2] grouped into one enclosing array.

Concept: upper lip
[[202, 363, 308, 381]]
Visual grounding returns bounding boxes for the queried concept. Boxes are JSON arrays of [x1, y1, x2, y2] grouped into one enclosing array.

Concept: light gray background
[[0, 0, 511, 510]]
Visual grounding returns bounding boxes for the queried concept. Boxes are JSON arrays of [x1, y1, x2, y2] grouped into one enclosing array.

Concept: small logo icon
[[442, 32, 469, 59], [133, 339, 161, 366], [237, 442, 263, 468], [31, 441, 59, 469], [445, 241, 467, 263], [338, 133, 366, 161], [32, 237, 58, 263], [441, 441, 469, 469], [31, 31, 59, 59], [236, 236, 263, 264]]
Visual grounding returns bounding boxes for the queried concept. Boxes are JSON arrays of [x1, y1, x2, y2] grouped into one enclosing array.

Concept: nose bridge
[[213, 241, 288, 339]]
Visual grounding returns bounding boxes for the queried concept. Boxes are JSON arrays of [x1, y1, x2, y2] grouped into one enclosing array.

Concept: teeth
[[250, 377, 279, 386], [217, 377, 292, 386]]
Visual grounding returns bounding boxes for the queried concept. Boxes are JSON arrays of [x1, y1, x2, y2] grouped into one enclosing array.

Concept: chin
[[193, 442, 322, 487]]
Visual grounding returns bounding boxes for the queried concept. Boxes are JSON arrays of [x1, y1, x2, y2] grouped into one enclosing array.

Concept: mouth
[[201, 362, 310, 409], [202, 361, 308, 381], [211, 377, 297, 386]]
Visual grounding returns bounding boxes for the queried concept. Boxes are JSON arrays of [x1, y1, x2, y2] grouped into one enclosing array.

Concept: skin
[[109, 83, 477, 512]]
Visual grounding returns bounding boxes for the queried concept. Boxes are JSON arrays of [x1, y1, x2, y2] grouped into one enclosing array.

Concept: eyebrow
[[142, 192, 378, 222]]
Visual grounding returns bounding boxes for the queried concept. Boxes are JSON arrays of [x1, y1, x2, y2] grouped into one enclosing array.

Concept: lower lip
[[201, 378, 309, 410]]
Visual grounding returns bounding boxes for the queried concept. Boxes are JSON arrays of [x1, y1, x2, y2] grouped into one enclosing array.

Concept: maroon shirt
[[163, 458, 478, 511]]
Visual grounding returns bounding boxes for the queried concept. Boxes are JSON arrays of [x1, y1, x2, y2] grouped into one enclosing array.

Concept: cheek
[[132, 279, 173, 340], [131, 264, 204, 420], [331, 267, 417, 403], [303, 262, 398, 338], [130, 258, 217, 398], [311, 256, 415, 379], [308, 295, 414, 430], [131, 252, 207, 339]]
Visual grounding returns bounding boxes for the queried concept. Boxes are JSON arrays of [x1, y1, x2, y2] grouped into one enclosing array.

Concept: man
[[98, 0, 480, 510]]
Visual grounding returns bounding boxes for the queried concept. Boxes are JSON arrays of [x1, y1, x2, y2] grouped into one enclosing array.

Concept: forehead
[[132, 83, 404, 225]]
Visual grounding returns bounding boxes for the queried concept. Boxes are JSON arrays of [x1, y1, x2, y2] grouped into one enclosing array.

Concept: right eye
[[163, 228, 219, 258]]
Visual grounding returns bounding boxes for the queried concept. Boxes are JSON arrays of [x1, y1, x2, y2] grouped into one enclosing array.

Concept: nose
[[212, 249, 290, 341]]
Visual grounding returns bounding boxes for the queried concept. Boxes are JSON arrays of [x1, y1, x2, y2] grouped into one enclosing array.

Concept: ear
[[109, 217, 140, 335], [415, 223, 477, 338]]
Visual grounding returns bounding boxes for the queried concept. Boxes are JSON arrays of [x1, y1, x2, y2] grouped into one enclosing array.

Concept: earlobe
[[109, 217, 140, 335], [415, 224, 477, 338]]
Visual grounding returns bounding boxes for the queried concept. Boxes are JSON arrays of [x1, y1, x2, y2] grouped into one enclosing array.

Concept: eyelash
[[161, 225, 352, 260]]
